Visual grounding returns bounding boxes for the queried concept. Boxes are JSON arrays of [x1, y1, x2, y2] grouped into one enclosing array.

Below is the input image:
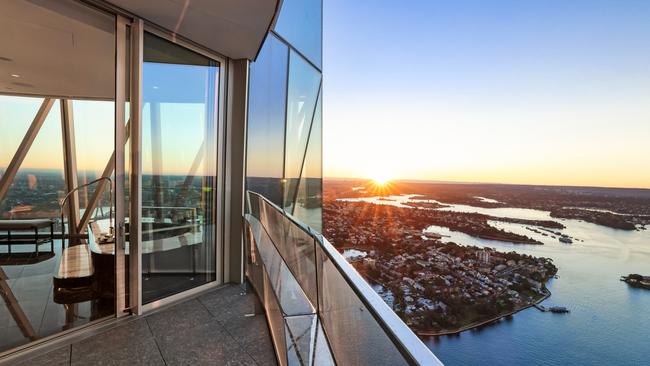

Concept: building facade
[[247, 0, 323, 234], [0, 0, 441, 364]]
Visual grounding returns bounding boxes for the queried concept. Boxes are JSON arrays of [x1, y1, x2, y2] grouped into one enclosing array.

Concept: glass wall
[[73, 100, 116, 220], [0, 0, 116, 353], [293, 92, 323, 232], [246, 0, 323, 233], [283, 52, 322, 214], [274, 0, 322, 68], [246, 35, 288, 207], [141, 33, 219, 304]]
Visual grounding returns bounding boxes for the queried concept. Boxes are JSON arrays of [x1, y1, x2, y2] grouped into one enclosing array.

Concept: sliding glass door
[[140, 33, 220, 304], [0, 2, 223, 354]]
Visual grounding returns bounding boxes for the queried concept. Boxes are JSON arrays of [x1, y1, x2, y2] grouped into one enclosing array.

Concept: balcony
[[11, 284, 276, 366], [244, 192, 442, 366]]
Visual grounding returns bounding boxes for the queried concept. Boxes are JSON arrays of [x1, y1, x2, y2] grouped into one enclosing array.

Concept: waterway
[[338, 195, 650, 366]]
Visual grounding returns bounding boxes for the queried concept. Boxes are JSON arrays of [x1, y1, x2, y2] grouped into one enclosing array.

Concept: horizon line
[[322, 176, 650, 191], [4, 168, 648, 191]]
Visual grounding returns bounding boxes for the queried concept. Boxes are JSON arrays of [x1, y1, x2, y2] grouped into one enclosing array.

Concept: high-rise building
[[0, 1, 441, 364]]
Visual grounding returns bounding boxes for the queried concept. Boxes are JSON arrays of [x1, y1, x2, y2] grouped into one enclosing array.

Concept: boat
[[621, 274, 650, 290], [549, 306, 570, 313]]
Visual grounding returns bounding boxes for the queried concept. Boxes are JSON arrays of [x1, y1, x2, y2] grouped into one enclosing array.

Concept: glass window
[[283, 52, 321, 213], [292, 91, 322, 232], [246, 35, 289, 207], [141, 33, 219, 304], [274, 0, 322, 68], [73, 100, 115, 217], [0, 0, 115, 353], [0, 97, 64, 225]]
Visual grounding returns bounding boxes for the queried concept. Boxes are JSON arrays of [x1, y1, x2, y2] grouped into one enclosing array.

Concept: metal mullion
[[215, 55, 227, 285], [204, 61, 217, 284], [222, 61, 232, 283], [129, 18, 144, 315], [114, 14, 128, 317]]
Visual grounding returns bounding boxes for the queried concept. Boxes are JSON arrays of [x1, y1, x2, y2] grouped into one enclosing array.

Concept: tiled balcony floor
[[13, 284, 277, 366]]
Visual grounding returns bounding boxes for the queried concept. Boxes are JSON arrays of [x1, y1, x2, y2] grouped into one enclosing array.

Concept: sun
[[369, 172, 392, 185]]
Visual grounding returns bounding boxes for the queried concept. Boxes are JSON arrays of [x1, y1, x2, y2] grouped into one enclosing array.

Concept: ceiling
[[0, 0, 278, 99], [0, 0, 116, 99], [107, 0, 279, 60]]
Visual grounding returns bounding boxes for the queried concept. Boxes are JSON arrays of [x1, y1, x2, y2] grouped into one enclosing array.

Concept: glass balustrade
[[244, 191, 442, 366]]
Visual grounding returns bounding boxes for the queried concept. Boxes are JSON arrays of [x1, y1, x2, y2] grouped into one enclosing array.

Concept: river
[[337, 195, 650, 366]]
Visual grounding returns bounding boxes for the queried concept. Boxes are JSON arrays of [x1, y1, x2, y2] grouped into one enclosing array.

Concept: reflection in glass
[[73, 100, 115, 218], [246, 35, 289, 207], [316, 244, 409, 366], [274, 0, 323, 68], [293, 91, 322, 232], [1, 97, 64, 229], [250, 214, 313, 316], [0, 0, 116, 353], [283, 52, 321, 214], [141, 33, 219, 304]]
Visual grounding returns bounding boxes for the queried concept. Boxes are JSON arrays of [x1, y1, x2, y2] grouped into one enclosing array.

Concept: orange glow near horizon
[[322, 109, 650, 190], [368, 170, 393, 186], [365, 179, 395, 196], [372, 177, 391, 186]]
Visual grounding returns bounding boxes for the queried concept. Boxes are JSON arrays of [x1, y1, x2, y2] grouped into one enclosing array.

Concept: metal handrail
[[60, 177, 113, 247], [246, 191, 443, 366]]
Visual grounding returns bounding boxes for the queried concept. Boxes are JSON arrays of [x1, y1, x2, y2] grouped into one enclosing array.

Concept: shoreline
[[361, 271, 555, 338], [416, 287, 552, 337], [473, 233, 542, 245]]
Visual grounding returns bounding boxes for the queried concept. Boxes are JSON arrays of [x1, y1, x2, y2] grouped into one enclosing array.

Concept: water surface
[[339, 195, 650, 365]]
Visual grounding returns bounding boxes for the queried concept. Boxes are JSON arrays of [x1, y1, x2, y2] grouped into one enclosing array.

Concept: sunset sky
[[322, 0, 650, 189], [0, 97, 114, 176], [3, 1, 650, 189]]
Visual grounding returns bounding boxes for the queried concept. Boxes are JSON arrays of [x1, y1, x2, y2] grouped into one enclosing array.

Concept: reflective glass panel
[[292, 91, 322, 232], [1, 99, 63, 229], [316, 244, 409, 366], [141, 32, 219, 303], [274, 0, 322, 68], [73, 100, 115, 219], [283, 52, 321, 213], [247, 214, 313, 316], [0, 0, 116, 353], [246, 35, 288, 207]]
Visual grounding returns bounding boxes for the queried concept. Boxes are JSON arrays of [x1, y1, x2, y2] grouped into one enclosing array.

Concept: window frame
[[135, 24, 229, 314]]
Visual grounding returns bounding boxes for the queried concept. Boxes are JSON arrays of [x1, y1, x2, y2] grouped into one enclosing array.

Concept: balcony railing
[[244, 191, 443, 366]]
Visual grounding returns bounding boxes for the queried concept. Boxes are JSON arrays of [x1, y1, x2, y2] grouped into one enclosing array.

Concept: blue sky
[[323, 0, 650, 188]]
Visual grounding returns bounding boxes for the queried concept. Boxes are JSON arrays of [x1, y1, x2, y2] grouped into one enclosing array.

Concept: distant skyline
[[322, 0, 650, 189]]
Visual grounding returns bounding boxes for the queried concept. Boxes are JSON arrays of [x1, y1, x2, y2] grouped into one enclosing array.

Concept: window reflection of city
[[0, 98, 116, 352], [139, 32, 219, 304]]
